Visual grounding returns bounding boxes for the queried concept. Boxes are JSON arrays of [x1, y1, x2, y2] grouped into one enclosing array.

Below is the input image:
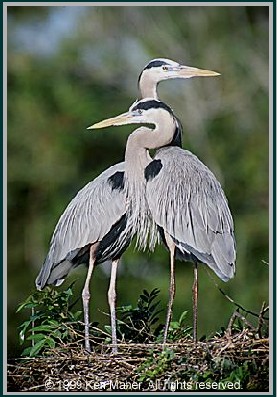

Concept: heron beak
[[87, 112, 132, 130], [176, 65, 220, 78]]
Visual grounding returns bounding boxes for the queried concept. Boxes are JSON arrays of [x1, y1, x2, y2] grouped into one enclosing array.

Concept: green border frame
[[3, 2, 274, 396]]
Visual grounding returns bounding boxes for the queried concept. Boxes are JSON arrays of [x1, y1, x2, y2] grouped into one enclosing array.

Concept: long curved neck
[[138, 73, 159, 99], [124, 113, 176, 250], [138, 76, 183, 148], [126, 112, 176, 160], [125, 128, 152, 184], [125, 113, 175, 184]]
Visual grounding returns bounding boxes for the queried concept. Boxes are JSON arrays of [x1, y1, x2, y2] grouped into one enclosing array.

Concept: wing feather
[[146, 147, 236, 281], [36, 162, 126, 289], [50, 163, 126, 262]]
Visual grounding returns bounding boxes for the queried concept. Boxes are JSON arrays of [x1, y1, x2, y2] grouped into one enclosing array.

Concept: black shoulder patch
[[144, 159, 162, 181], [108, 171, 124, 191]]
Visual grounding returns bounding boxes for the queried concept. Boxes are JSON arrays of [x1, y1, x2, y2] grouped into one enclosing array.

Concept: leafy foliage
[[137, 348, 175, 382], [115, 288, 163, 343], [157, 310, 192, 342], [15, 287, 269, 391], [18, 287, 191, 356], [17, 284, 82, 357]]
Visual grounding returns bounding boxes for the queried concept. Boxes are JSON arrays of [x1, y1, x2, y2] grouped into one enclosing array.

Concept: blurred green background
[[7, 6, 269, 358]]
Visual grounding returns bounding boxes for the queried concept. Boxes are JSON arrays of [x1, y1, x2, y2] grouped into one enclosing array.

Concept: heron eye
[[162, 65, 168, 71]]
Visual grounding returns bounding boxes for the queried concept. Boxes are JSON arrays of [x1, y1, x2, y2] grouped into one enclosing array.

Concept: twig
[[256, 302, 269, 338], [205, 268, 269, 319], [31, 307, 35, 348]]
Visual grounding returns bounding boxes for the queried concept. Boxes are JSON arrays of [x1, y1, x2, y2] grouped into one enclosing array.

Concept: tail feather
[[35, 258, 71, 290], [171, 234, 235, 282]]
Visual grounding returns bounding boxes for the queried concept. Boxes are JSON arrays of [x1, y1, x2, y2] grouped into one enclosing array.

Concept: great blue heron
[[89, 98, 236, 345], [36, 59, 218, 353]]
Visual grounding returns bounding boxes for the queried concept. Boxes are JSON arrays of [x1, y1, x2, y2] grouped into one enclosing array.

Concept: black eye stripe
[[137, 60, 172, 86], [143, 60, 170, 70]]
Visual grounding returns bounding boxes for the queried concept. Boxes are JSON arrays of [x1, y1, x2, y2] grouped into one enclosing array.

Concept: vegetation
[[8, 4, 269, 367], [16, 287, 190, 357], [17, 284, 83, 357], [8, 287, 269, 392]]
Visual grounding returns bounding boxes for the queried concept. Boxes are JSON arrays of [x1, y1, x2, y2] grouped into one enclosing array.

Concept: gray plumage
[[120, 101, 236, 281], [36, 58, 196, 353], [37, 59, 223, 351], [36, 58, 187, 290], [146, 146, 236, 281], [35, 163, 126, 289], [90, 97, 236, 345]]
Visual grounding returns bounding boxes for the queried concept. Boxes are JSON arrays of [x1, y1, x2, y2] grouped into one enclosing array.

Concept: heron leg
[[163, 233, 176, 347], [82, 244, 97, 353], [108, 259, 120, 354], [192, 262, 198, 343]]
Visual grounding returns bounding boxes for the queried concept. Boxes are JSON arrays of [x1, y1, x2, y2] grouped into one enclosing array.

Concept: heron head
[[139, 58, 220, 83], [87, 98, 174, 130]]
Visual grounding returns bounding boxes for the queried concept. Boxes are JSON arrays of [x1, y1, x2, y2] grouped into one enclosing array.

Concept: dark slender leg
[[108, 259, 119, 354], [163, 233, 176, 347], [82, 245, 96, 352], [192, 262, 198, 343]]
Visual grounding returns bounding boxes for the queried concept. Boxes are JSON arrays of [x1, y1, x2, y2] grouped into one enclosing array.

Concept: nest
[[7, 327, 269, 393]]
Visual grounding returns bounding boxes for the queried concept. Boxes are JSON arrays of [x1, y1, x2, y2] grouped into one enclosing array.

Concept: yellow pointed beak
[[87, 112, 132, 130], [177, 65, 220, 78]]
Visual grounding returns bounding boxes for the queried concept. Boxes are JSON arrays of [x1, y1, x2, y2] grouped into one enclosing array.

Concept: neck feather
[[124, 128, 156, 250], [124, 115, 175, 250], [139, 73, 159, 99]]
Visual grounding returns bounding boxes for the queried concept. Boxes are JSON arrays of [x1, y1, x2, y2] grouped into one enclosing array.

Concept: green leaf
[[149, 309, 163, 322], [21, 346, 33, 356], [26, 333, 48, 341], [72, 311, 82, 320], [148, 301, 161, 314], [16, 296, 35, 312], [179, 311, 188, 323], [116, 319, 126, 325], [169, 321, 179, 329], [149, 316, 159, 325], [47, 320, 60, 327], [29, 339, 48, 357], [18, 319, 33, 331], [45, 337, 56, 349], [28, 325, 55, 332], [104, 325, 112, 335], [139, 294, 148, 303], [18, 319, 33, 343], [148, 294, 159, 305]]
